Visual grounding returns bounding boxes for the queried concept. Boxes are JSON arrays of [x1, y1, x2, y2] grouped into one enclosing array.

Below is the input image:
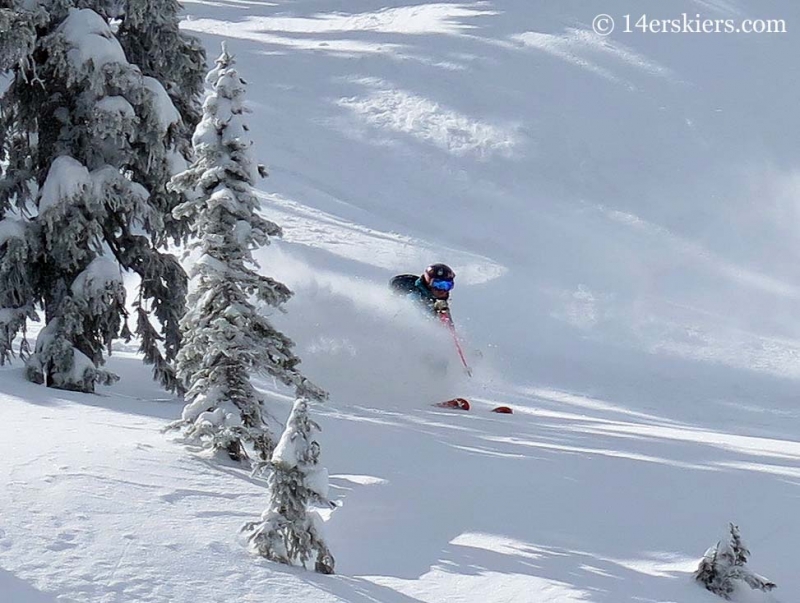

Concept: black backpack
[[389, 274, 419, 295]]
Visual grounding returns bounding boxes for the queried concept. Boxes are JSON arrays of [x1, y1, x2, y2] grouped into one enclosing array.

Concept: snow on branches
[[0, 2, 204, 392], [0, 217, 37, 365], [694, 523, 776, 600], [168, 44, 325, 462], [243, 398, 335, 574]]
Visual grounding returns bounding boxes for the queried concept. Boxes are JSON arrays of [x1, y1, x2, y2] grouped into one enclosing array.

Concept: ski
[[433, 398, 471, 410], [432, 399, 514, 414]]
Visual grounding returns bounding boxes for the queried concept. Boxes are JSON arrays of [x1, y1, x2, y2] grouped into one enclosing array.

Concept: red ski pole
[[440, 313, 472, 377]]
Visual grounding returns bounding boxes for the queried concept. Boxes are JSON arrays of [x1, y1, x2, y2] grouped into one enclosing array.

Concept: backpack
[[389, 274, 420, 295]]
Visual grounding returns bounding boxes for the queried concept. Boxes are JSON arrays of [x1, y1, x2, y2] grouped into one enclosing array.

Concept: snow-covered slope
[[2, 1, 799, 601]]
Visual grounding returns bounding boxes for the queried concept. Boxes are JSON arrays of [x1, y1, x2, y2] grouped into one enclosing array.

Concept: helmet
[[422, 263, 455, 290]]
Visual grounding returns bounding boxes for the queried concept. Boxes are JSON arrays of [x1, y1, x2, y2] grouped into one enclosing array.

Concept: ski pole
[[441, 314, 472, 377]]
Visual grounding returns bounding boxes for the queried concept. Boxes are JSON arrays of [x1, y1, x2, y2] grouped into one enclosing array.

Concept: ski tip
[[434, 398, 471, 411], [491, 406, 513, 414]]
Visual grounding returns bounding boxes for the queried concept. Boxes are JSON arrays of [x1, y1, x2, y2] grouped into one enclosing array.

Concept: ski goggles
[[430, 279, 454, 292]]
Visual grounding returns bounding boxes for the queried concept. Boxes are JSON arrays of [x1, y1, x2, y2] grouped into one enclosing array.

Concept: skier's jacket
[[390, 274, 452, 323]]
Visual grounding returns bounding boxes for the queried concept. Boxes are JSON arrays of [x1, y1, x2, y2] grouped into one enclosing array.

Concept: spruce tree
[[0, 2, 41, 366], [115, 0, 206, 142], [694, 523, 776, 600], [0, 215, 37, 365], [0, 3, 193, 391], [169, 45, 325, 462], [0, 6, 38, 72], [243, 398, 335, 574], [95, 0, 207, 391]]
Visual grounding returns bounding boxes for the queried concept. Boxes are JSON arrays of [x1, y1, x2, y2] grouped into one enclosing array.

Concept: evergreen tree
[[0, 6, 38, 72], [0, 2, 42, 368], [115, 0, 206, 142], [0, 3, 190, 391], [98, 0, 207, 243], [694, 523, 776, 600], [243, 398, 335, 574], [0, 216, 37, 365], [168, 45, 325, 462], [93, 0, 207, 391]]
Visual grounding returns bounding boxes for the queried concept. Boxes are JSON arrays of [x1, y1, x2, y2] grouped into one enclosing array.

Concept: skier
[[390, 263, 455, 324], [391, 264, 509, 412]]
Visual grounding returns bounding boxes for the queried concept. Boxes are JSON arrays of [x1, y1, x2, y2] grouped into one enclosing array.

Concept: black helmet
[[422, 263, 455, 288]]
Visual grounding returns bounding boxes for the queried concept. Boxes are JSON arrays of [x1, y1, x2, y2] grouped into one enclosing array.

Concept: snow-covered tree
[[85, 0, 207, 245], [243, 398, 335, 574], [0, 4, 193, 391], [694, 523, 776, 600], [0, 7, 38, 72], [169, 44, 325, 462], [114, 0, 206, 145], [0, 217, 37, 364], [93, 0, 206, 390]]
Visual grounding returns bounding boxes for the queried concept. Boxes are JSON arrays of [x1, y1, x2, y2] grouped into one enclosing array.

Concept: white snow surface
[[2, 0, 800, 602]]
